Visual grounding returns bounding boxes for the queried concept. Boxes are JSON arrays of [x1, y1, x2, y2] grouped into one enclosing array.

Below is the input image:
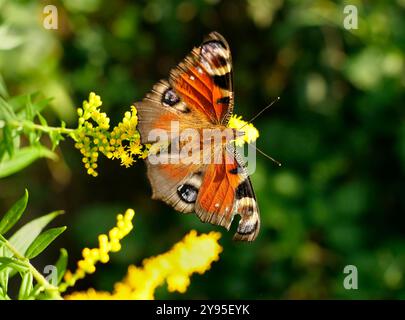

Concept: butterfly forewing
[[170, 32, 234, 125]]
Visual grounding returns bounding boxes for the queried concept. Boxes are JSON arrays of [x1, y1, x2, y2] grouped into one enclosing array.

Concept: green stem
[[1, 236, 62, 300], [8, 120, 75, 136]]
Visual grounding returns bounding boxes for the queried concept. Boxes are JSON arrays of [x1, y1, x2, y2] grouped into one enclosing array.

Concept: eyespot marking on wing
[[162, 87, 190, 113], [177, 184, 198, 203], [162, 88, 180, 106]]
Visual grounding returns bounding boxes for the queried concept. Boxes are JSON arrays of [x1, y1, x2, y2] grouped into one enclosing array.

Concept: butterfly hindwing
[[141, 142, 260, 241], [145, 161, 205, 214], [233, 175, 260, 241], [195, 146, 260, 241]]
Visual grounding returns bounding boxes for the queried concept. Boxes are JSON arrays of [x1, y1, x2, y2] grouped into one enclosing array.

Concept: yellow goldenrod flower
[[73, 93, 147, 176], [73, 92, 111, 177], [59, 209, 135, 293], [65, 230, 222, 300], [228, 114, 259, 147], [108, 105, 144, 168], [129, 141, 142, 155]]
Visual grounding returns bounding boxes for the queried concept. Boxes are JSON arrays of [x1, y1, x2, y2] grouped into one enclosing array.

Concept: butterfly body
[[135, 32, 260, 241]]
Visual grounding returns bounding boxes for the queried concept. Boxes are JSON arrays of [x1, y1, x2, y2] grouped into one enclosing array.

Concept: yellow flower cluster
[[59, 209, 135, 293], [107, 106, 148, 168], [64, 230, 222, 300], [228, 114, 259, 147], [77, 92, 110, 130], [74, 92, 111, 177], [73, 92, 147, 176]]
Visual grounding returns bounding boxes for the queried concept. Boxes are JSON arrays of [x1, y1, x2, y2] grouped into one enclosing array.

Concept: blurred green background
[[1, 0, 405, 299]]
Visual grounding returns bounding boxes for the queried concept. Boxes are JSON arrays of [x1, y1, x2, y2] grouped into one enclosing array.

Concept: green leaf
[[25, 226, 66, 259], [0, 139, 6, 162], [0, 257, 14, 273], [3, 125, 14, 157], [0, 257, 14, 264], [37, 112, 48, 127], [0, 211, 63, 285], [9, 92, 38, 112], [55, 248, 68, 284], [18, 271, 33, 300], [0, 189, 28, 235], [0, 286, 10, 300], [49, 130, 65, 150], [12, 130, 20, 152], [11, 93, 52, 115], [27, 131, 40, 146], [0, 74, 8, 99], [0, 233, 5, 245], [0, 257, 28, 273], [0, 146, 58, 179], [24, 95, 39, 144], [30, 283, 44, 298], [0, 246, 9, 291], [9, 210, 64, 256], [0, 270, 8, 292], [25, 95, 34, 121], [0, 97, 16, 121]]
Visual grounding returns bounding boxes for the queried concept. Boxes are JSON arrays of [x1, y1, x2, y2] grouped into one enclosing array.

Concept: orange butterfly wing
[[136, 32, 260, 241]]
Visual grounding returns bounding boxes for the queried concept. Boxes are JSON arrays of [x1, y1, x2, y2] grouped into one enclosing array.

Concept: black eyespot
[[177, 184, 198, 203], [162, 88, 180, 107]]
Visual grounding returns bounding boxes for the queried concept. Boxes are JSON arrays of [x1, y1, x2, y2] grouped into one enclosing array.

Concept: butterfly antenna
[[237, 96, 281, 166], [250, 143, 282, 167], [239, 96, 280, 131]]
